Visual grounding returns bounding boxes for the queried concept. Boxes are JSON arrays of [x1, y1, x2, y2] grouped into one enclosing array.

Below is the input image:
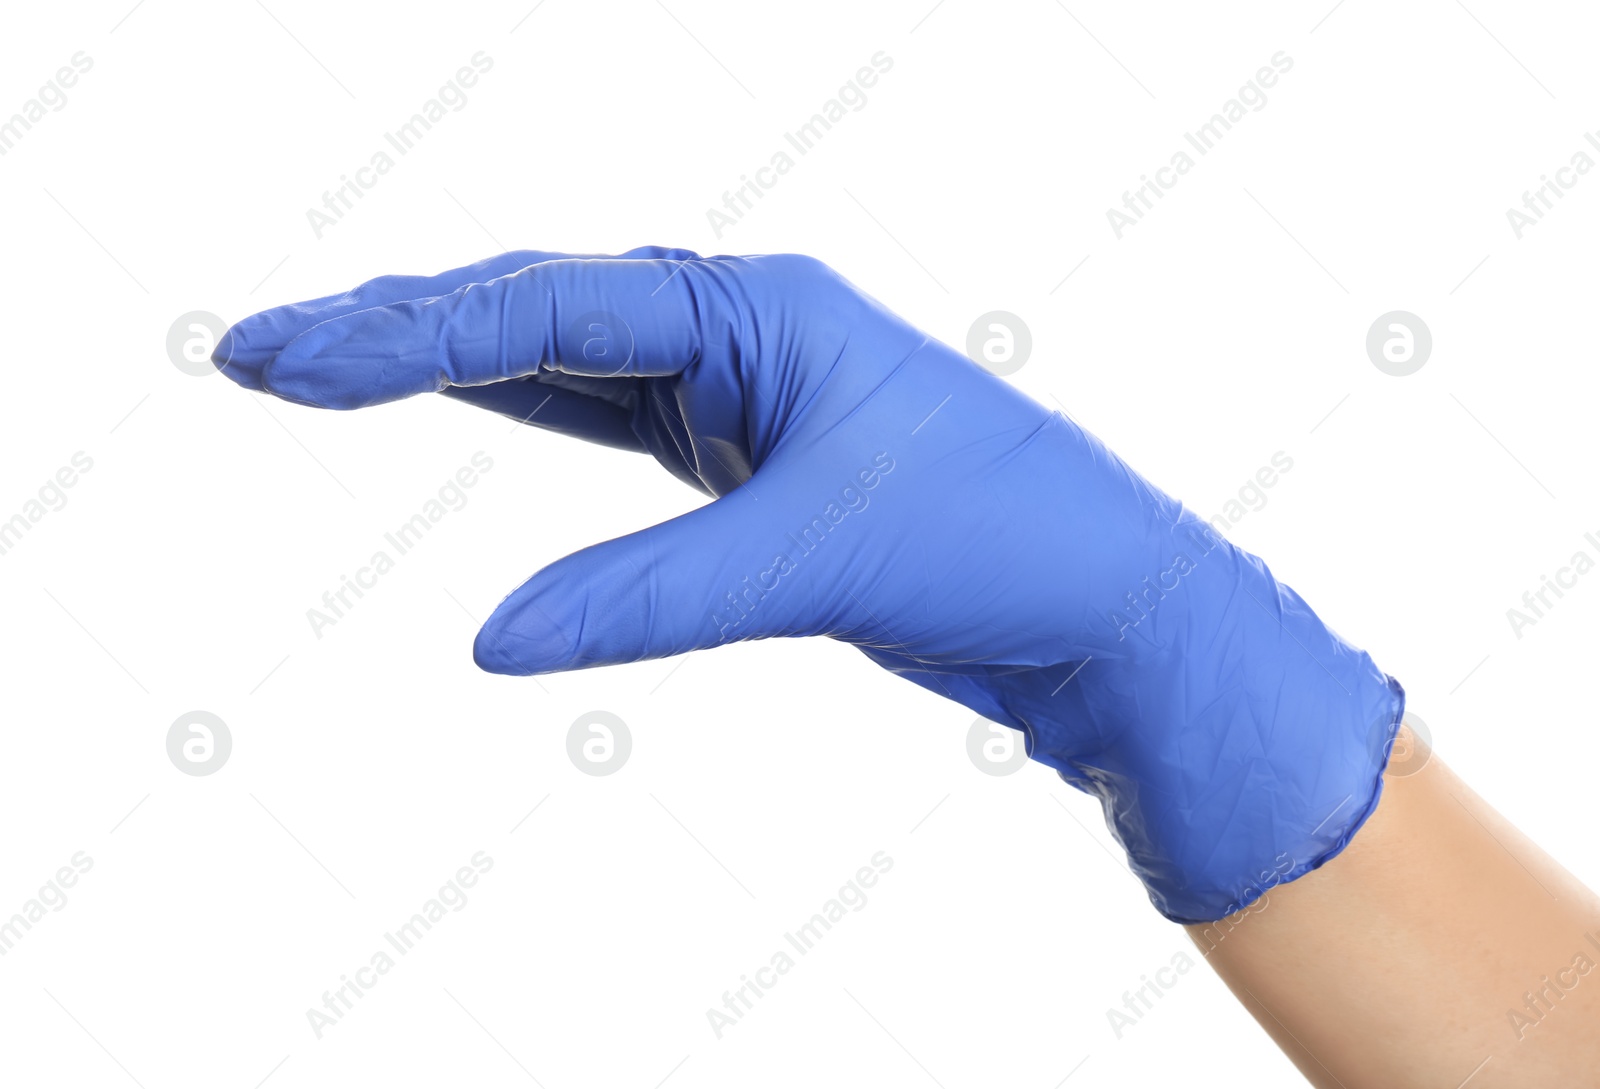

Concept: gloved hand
[[215, 247, 1405, 924]]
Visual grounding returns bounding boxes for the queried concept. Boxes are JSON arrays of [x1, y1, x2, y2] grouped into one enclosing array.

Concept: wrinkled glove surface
[[216, 247, 1405, 924]]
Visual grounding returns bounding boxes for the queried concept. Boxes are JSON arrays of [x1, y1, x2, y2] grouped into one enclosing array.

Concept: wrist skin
[[1186, 724, 1600, 1086]]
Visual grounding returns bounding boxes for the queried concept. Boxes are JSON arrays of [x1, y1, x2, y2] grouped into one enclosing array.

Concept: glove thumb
[[473, 470, 824, 675]]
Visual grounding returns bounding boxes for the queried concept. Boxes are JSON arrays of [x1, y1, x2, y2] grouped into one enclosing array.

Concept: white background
[[1, 1, 1596, 1085]]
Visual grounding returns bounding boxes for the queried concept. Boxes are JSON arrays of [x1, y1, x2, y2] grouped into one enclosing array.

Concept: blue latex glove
[[215, 248, 1405, 924]]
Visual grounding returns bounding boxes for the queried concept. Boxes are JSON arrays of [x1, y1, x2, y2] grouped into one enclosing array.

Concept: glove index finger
[[260, 256, 735, 410], [212, 245, 701, 390]]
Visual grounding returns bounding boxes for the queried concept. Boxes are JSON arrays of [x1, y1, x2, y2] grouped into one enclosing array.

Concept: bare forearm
[[1186, 725, 1600, 1086]]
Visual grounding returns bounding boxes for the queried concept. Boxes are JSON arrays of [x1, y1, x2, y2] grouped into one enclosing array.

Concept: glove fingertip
[[474, 591, 575, 676], [211, 325, 267, 390]]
